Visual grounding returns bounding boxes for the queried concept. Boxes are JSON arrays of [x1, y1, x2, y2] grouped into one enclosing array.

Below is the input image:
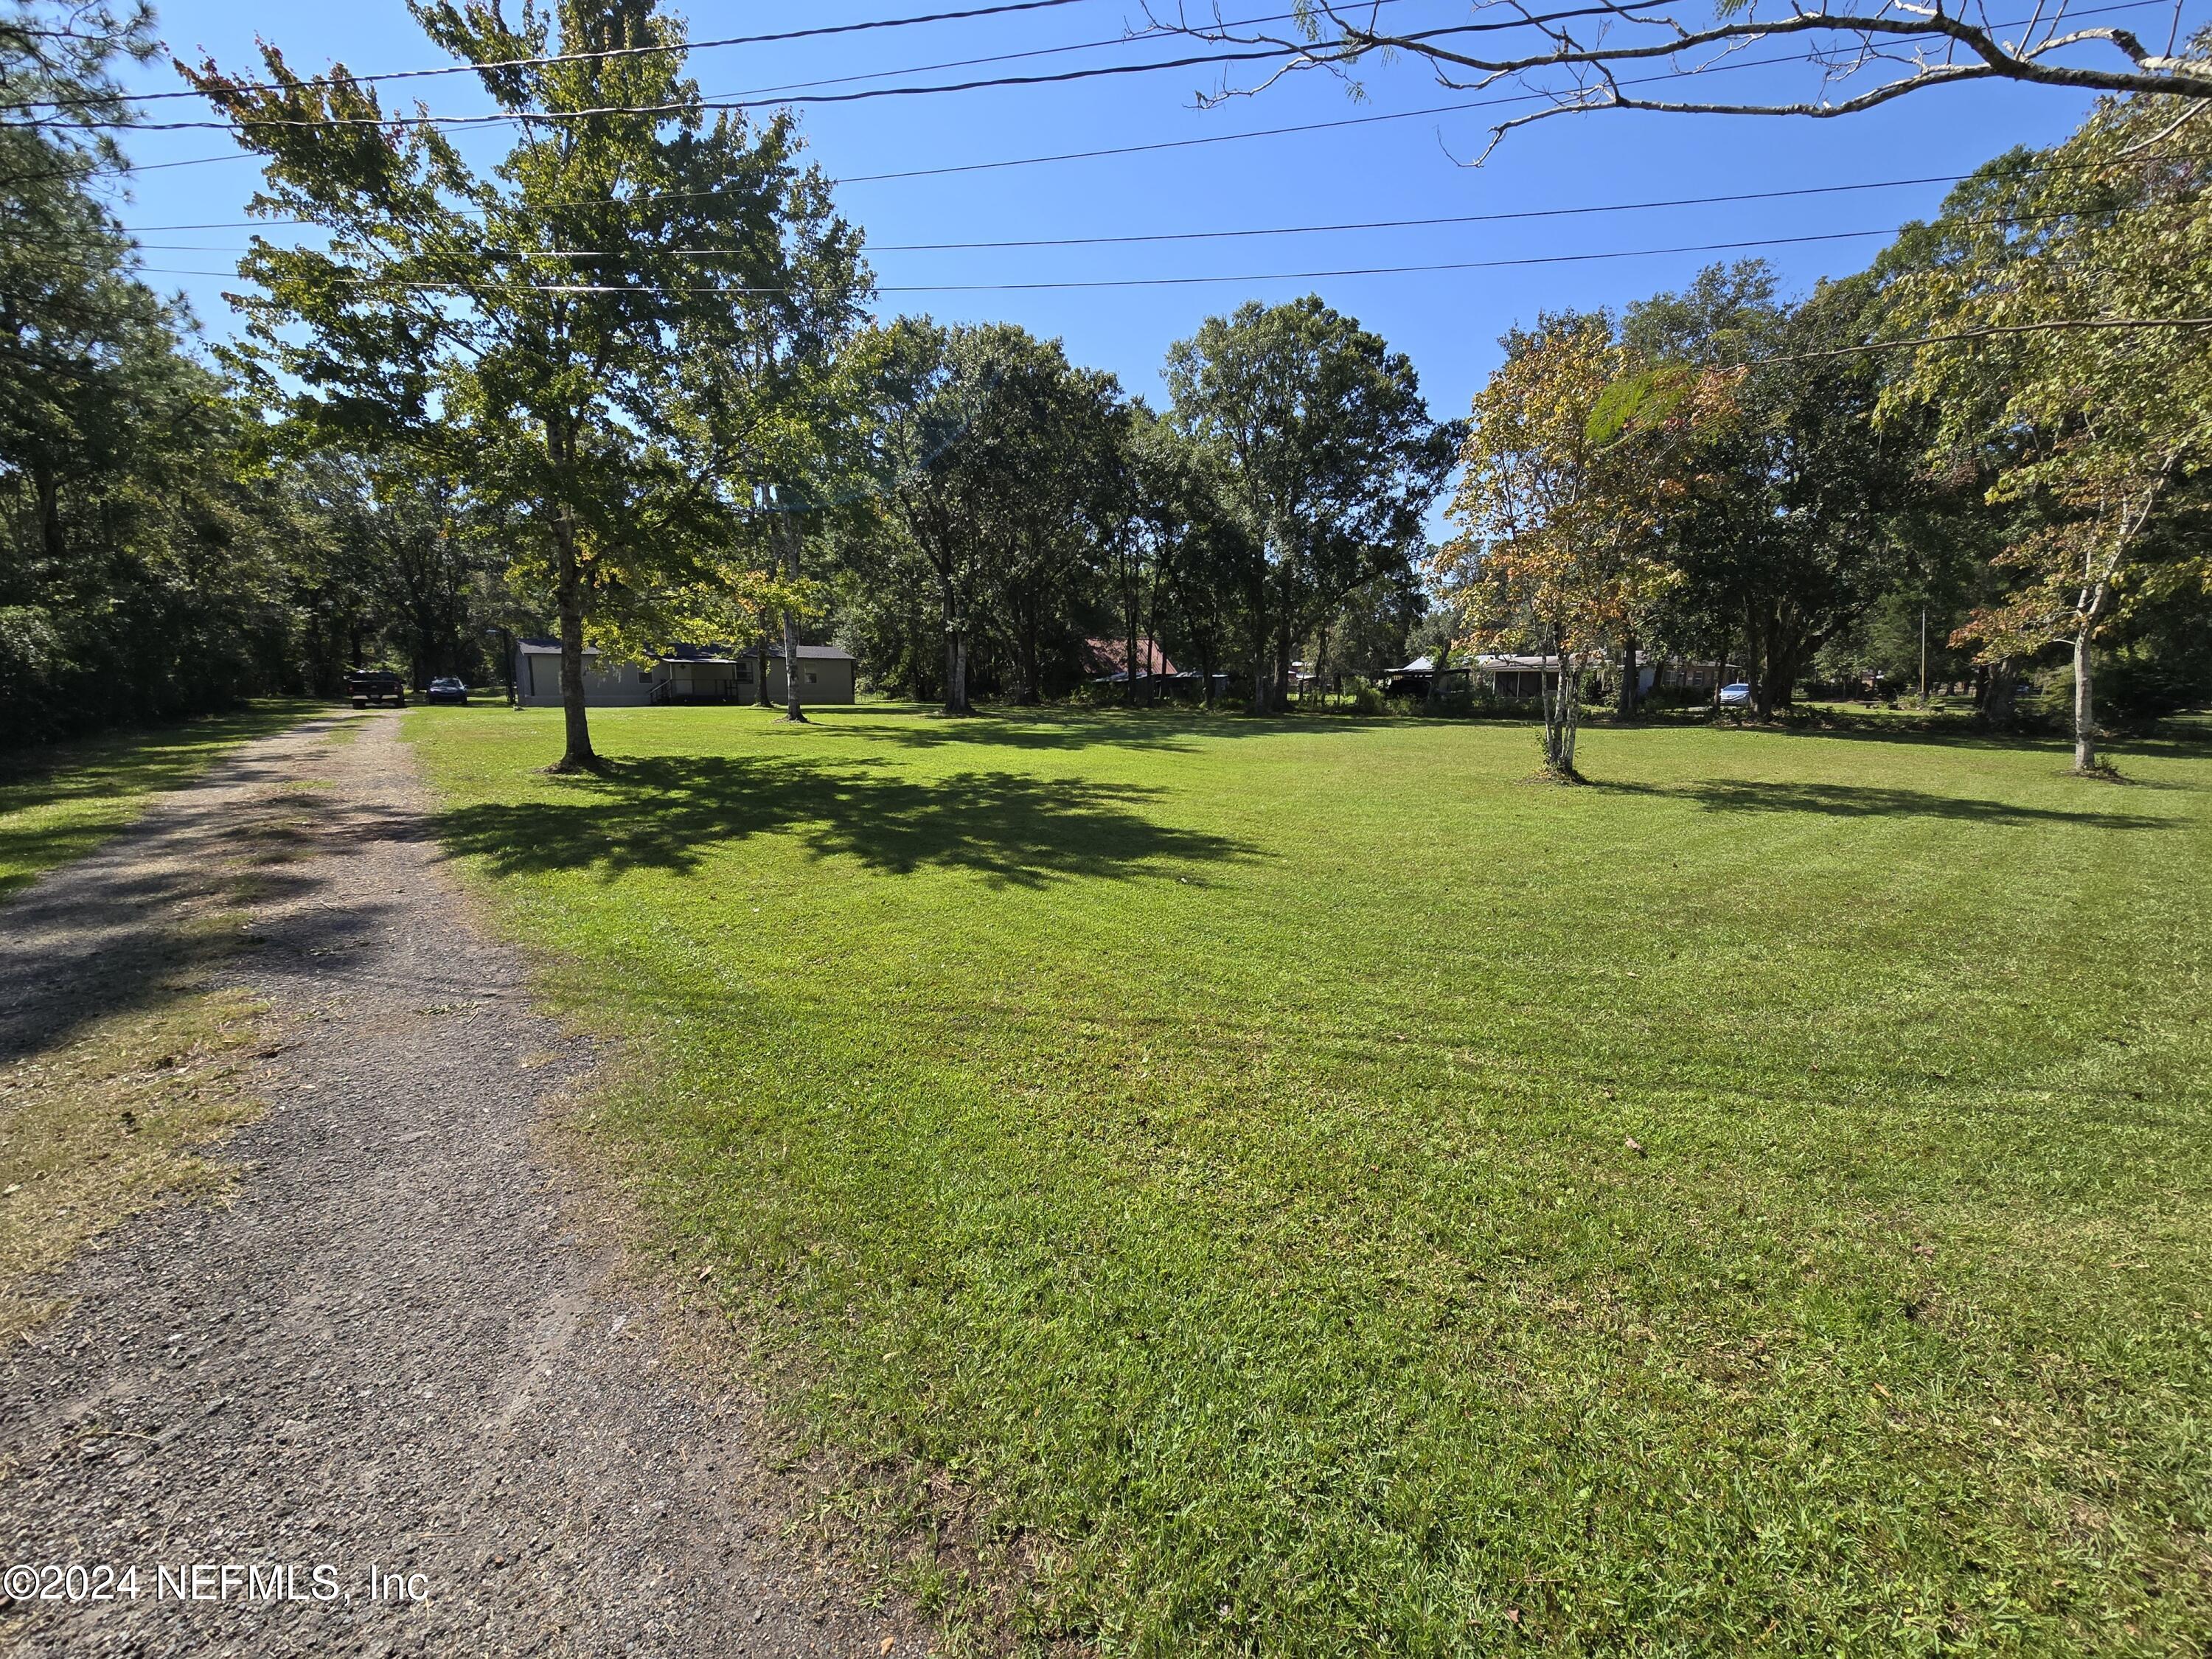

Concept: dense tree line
[[832, 300, 1455, 717], [0, 4, 549, 743], [4, 0, 2206, 773], [1443, 81, 2212, 775]]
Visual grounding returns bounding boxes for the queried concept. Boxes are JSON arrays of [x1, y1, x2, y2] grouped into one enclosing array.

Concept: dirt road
[[0, 712, 913, 1657]]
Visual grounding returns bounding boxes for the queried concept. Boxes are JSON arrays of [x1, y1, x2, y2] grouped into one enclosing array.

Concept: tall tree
[[1879, 96, 2212, 773], [658, 121, 869, 726], [187, 0, 826, 771], [858, 319, 1124, 714], [1438, 311, 1726, 778], [860, 319, 991, 715], [1132, 414, 1249, 710], [970, 333, 1127, 708], [1165, 296, 1454, 714], [0, 3, 313, 741], [1627, 264, 1924, 717]]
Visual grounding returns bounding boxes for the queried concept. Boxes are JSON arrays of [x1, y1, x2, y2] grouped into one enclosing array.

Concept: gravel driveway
[[0, 712, 916, 1657]]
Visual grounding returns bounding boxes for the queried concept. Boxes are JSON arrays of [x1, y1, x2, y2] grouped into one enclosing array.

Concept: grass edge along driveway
[[410, 703, 2212, 1656], [0, 700, 322, 902]]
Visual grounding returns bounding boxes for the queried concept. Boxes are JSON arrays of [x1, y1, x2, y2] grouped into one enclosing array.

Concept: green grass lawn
[[0, 702, 321, 902], [410, 703, 2212, 1655]]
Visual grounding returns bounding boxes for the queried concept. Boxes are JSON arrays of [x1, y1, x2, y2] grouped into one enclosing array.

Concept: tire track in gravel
[[0, 711, 919, 1658]]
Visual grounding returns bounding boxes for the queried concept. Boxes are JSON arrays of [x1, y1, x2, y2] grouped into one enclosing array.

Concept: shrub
[[2098, 650, 2212, 730]]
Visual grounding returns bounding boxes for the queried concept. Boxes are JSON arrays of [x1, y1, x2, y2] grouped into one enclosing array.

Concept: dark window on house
[[807, 671, 818, 684], [638, 668, 653, 684]]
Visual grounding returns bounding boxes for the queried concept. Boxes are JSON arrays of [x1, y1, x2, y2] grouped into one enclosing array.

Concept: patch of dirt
[[0, 712, 922, 1656]]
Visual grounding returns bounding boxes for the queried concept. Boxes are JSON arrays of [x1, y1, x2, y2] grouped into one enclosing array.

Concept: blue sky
[[110, 1, 2197, 438]]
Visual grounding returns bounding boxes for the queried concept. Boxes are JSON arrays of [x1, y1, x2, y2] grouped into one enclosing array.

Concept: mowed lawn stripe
[[412, 704, 2212, 1654]]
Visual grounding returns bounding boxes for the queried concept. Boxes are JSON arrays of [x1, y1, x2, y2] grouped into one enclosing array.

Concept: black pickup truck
[[344, 669, 408, 709]]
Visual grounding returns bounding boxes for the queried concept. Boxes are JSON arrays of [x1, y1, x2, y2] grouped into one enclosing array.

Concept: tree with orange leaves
[[1436, 312, 1731, 779]]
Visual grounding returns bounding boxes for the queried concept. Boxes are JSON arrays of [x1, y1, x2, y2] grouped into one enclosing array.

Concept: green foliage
[[846, 319, 1133, 711], [1627, 265, 1931, 718], [1878, 91, 2212, 766], [1583, 361, 1702, 448], [1439, 309, 1719, 773], [417, 706, 2212, 1655], [187, 0, 862, 765], [0, 5, 318, 743], [1166, 296, 1457, 713]]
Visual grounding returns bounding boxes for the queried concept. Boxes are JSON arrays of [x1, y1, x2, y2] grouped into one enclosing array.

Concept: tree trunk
[[1617, 632, 1638, 720], [1247, 598, 1270, 716], [1748, 603, 1775, 720], [32, 459, 63, 566], [1559, 662, 1579, 773], [754, 627, 773, 707], [2072, 625, 2098, 772], [550, 507, 597, 772], [1125, 582, 1141, 709], [776, 514, 808, 724], [1977, 657, 2017, 728], [1017, 605, 1041, 706], [1540, 658, 1564, 771], [942, 580, 971, 715]]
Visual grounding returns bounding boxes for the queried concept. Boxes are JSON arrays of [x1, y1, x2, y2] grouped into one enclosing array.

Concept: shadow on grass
[[1593, 776, 2172, 829], [1683, 709, 2212, 765], [434, 753, 1256, 887], [0, 702, 326, 900], [0, 734, 397, 1064], [791, 703, 1405, 756]]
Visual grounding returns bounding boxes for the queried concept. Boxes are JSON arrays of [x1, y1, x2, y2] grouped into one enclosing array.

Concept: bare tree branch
[[1141, 1, 2212, 155]]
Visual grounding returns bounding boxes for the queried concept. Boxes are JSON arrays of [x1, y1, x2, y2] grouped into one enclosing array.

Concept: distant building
[[1381, 653, 1668, 701], [513, 640, 856, 708], [1380, 654, 1474, 698], [1079, 637, 1177, 681]]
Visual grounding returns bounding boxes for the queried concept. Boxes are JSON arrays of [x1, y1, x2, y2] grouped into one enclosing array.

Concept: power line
[[50, 1, 1641, 132], [107, 170, 1983, 254], [56, 49, 1759, 186], [1772, 316, 2212, 360], [881, 228, 1910, 288], [834, 0, 2171, 186], [687, 0, 1419, 103], [0, 0, 1104, 116], [70, 0, 2177, 187], [56, 46, 1313, 131], [38, 0, 2061, 132], [105, 251, 2212, 359], [0, 44, 1837, 192], [75, 46, 1938, 206], [108, 223, 1955, 293], [863, 173, 1982, 250]]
